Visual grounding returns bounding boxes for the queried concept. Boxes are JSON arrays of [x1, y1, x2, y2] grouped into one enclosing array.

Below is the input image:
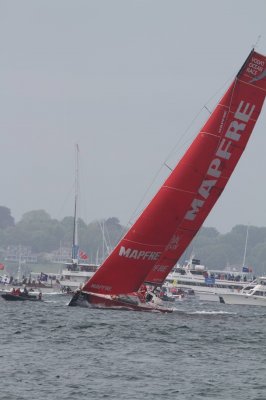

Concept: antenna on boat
[[242, 225, 249, 269], [252, 35, 261, 50], [17, 244, 22, 283]]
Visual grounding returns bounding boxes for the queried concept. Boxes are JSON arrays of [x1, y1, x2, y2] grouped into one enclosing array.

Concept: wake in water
[[189, 310, 237, 315]]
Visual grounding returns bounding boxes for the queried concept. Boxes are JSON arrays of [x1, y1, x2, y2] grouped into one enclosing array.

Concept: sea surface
[[0, 294, 266, 400]]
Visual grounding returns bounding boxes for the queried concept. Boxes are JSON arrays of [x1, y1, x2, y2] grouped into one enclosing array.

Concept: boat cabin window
[[244, 285, 253, 290], [66, 264, 98, 272], [173, 268, 186, 275], [254, 291, 264, 296], [190, 270, 205, 276]]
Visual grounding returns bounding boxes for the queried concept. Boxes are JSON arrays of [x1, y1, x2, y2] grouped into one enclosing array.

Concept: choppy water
[[1, 294, 266, 400]]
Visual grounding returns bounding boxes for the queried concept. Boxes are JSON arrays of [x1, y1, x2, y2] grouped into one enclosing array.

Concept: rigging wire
[[122, 72, 235, 235]]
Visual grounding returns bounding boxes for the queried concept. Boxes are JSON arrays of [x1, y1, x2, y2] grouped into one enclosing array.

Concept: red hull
[[69, 291, 173, 313]]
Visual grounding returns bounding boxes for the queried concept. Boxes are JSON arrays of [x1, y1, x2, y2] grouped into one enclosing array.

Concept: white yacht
[[165, 258, 255, 302], [219, 277, 266, 306], [59, 262, 99, 292]]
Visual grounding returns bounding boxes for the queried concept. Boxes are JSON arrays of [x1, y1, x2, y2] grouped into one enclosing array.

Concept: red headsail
[[83, 49, 266, 295]]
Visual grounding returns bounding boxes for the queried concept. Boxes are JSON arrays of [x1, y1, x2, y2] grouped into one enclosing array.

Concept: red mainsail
[[83, 49, 266, 295]]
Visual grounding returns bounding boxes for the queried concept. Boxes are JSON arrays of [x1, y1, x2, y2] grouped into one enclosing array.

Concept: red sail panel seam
[[238, 78, 266, 92], [162, 186, 196, 194], [200, 131, 223, 138], [123, 239, 165, 247]]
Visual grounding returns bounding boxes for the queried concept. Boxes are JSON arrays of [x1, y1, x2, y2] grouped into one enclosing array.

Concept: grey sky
[[0, 0, 266, 233]]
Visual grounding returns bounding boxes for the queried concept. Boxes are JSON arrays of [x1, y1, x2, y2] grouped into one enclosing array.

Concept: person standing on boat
[[138, 284, 147, 302], [23, 286, 28, 295]]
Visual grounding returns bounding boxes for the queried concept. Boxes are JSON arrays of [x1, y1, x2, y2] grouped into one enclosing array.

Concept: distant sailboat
[[60, 144, 98, 292], [69, 49, 266, 312]]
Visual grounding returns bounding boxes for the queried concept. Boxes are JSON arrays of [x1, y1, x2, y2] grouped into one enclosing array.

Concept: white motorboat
[[195, 282, 256, 302], [219, 277, 266, 306], [165, 257, 255, 302]]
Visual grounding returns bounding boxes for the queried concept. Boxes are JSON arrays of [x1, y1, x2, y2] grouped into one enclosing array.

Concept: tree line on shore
[[1, 206, 266, 275]]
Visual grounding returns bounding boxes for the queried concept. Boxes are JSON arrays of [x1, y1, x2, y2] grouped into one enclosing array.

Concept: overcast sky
[[0, 0, 266, 233]]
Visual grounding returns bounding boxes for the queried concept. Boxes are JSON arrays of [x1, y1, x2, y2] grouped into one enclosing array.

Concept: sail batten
[[81, 50, 266, 294]]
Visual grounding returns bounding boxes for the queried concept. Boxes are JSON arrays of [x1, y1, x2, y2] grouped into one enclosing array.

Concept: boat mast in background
[[72, 144, 79, 266], [242, 225, 249, 270], [59, 144, 99, 293]]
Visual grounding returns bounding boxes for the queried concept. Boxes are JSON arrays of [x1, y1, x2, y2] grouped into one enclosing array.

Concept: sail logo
[[185, 100, 255, 222], [90, 283, 112, 291], [151, 264, 168, 273], [165, 234, 180, 251], [247, 56, 265, 81], [119, 246, 161, 261]]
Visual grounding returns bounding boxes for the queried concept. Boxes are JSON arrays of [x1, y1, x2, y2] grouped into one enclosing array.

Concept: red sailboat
[[69, 49, 266, 312]]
